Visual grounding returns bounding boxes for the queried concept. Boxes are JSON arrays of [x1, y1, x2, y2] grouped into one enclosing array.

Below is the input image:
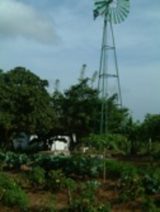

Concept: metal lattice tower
[[93, 0, 130, 134]]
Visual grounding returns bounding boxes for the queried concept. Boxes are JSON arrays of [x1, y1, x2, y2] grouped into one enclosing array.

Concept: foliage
[[3, 188, 28, 209], [52, 78, 129, 141], [28, 166, 46, 187], [46, 169, 66, 191], [118, 174, 144, 202], [122, 114, 160, 155], [105, 160, 138, 179], [0, 151, 30, 170], [52, 78, 101, 137], [104, 94, 129, 134], [142, 197, 160, 212], [141, 114, 160, 141], [83, 133, 129, 154], [0, 67, 56, 146], [122, 118, 144, 155], [33, 153, 103, 178], [0, 172, 28, 208], [141, 167, 160, 194], [64, 178, 77, 205], [66, 154, 103, 178], [69, 180, 108, 212]]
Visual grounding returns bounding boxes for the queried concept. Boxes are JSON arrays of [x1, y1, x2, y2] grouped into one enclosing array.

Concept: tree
[[52, 78, 129, 139], [0, 67, 55, 146], [122, 117, 143, 155], [52, 78, 101, 137], [141, 114, 160, 142], [105, 94, 129, 134]]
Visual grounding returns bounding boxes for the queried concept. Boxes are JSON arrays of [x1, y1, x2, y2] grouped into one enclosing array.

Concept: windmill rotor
[[94, 0, 130, 24]]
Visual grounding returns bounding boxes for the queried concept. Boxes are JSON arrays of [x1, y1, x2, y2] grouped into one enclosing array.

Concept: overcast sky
[[0, 0, 159, 121]]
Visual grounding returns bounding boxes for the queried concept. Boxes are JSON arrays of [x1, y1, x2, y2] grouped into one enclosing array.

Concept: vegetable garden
[[0, 67, 160, 211], [0, 145, 160, 211]]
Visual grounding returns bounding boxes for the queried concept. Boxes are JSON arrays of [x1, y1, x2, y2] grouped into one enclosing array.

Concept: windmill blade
[[93, 0, 130, 24]]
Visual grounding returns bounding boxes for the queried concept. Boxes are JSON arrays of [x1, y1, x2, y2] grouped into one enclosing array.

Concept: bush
[[118, 174, 144, 202], [83, 134, 129, 154], [0, 151, 30, 170], [142, 168, 160, 194], [33, 153, 103, 178], [28, 166, 46, 187], [69, 180, 111, 212], [105, 160, 138, 179], [142, 197, 159, 212], [3, 187, 28, 208], [47, 169, 66, 191], [0, 172, 18, 190], [0, 172, 28, 209], [117, 165, 144, 202]]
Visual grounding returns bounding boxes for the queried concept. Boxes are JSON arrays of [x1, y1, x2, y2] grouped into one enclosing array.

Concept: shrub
[[83, 134, 129, 154], [0, 172, 17, 190], [142, 168, 160, 194], [0, 151, 30, 170], [28, 166, 46, 187], [142, 197, 159, 212], [66, 155, 103, 178], [47, 169, 66, 191], [33, 154, 103, 178], [105, 160, 138, 179], [118, 174, 144, 202], [70, 180, 102, 211], [0, 172, 28, 209], [3, 187, 28, 208]]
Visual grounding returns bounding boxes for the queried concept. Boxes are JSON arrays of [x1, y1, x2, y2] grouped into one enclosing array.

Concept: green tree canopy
[[141, 114, 160, 142], [52, 78, 100, 137], [52, 78, 129, 138], [0, 67, 55, 145]]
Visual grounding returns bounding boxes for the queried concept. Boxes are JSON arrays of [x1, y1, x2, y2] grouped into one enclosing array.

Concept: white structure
[[51, 140, 68, 151], [48, 134, 77, 154]]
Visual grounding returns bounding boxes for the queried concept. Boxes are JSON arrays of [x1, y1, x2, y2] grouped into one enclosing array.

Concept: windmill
[[93, 0, 130, 134]]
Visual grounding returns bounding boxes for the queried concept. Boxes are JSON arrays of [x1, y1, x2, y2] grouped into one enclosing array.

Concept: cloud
[[0, 0, 59, 44]]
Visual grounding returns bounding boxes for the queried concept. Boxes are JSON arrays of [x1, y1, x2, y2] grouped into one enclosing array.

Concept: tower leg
[[98, 18, 122, 134]]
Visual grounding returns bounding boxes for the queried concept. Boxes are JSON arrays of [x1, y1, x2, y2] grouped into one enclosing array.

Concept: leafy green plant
[[105, 159, 138, 179], [70, 180, 102, 211], [0, 151, 30, 169], [118, 173, 144, 202], [142, 197, 160, 212], [44, 194, 57, 212], [28, 166, 46, 187], [96, 203, 111, 212], [47, 169, 66, 191], [142, 168, 160, 194], [67, 155, 103, 178], [83, 133, 129, 154], [0, 172, 28, 209], [33, 154, 103, 178], [0, 172, 17, 190], [64, 178, 77, 205], [3, 187, 28, 209]]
